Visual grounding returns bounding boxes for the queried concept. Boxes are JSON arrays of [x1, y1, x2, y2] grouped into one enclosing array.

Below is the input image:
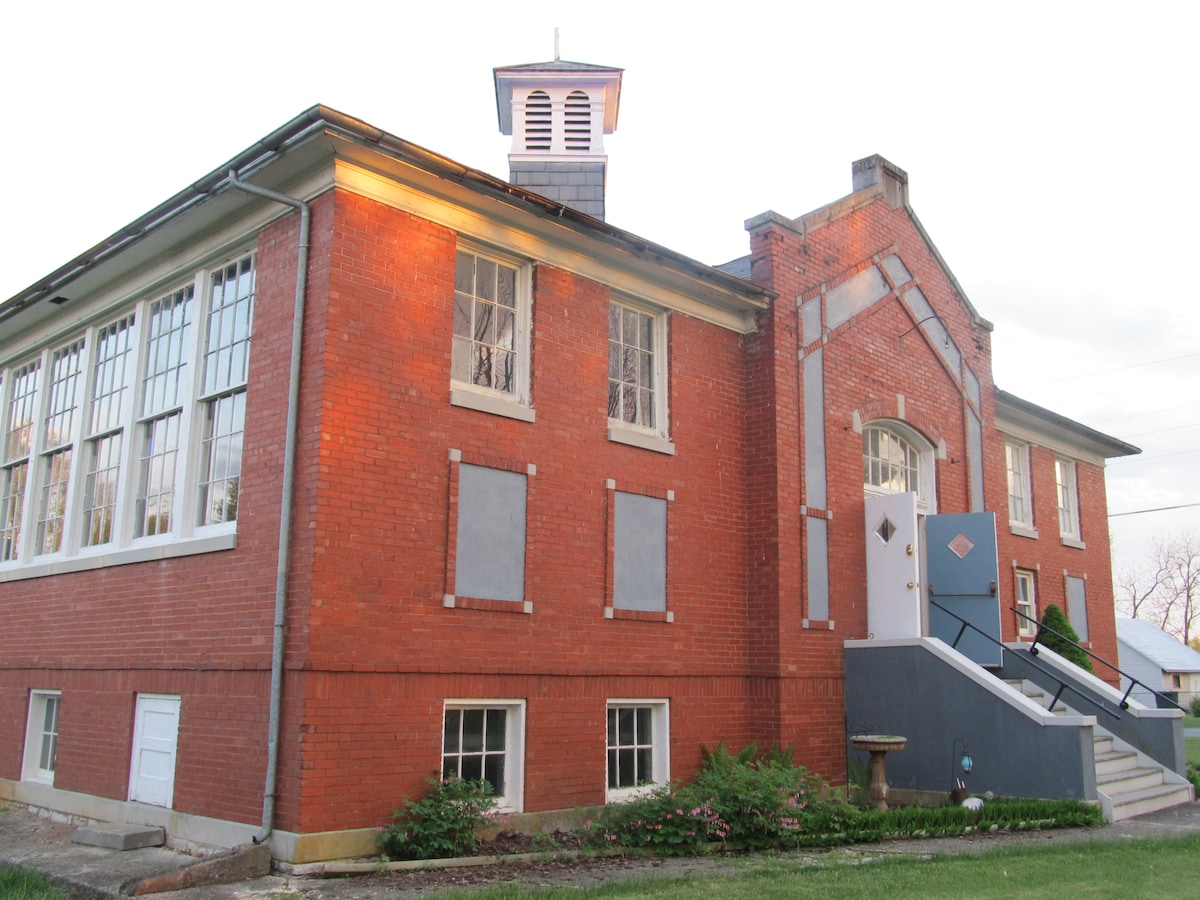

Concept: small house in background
[[1117, 617, 1200, 708]]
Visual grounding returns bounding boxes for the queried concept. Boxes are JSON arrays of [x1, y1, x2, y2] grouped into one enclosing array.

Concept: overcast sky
[[2, 1, 1196, 582]]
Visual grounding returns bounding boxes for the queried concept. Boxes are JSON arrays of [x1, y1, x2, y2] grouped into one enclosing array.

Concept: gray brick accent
[[510, 161, 607, 219]]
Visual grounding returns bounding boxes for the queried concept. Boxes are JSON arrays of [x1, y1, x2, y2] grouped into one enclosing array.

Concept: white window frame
[[21, 690, 61, 784], [441, 700, 525, 812], [861, 421, 936, 513], [605, 699, 670, 802], [1055, 457, 1082, 544], [607, 297, 673, 455], [1005, 441, 1036, 536], [0, 251, 255, 582], [449, 245, 534, 423], [1015, 569, 1037, 637]]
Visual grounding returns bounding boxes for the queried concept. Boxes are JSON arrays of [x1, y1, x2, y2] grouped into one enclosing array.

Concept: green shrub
[[378, 777, 498, 860], [1190, 695, 1200, 718], [590, 785, 723, 855], [591, 743, 839, 854], [686, 742, 827, 850], [586, 744, 1102, 856], [1037, 604, 1094, 673]]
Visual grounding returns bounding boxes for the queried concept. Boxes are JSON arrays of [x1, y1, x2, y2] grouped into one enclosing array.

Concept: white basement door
[[129, 695, 181, 807]]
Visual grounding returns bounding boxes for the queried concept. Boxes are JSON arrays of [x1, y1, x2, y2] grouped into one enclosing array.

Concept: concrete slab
[[121, 842, 270, 895], [73, 823, 165, 851]]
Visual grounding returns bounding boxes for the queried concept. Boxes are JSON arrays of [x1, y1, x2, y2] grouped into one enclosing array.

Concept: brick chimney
[[852, 155, 909, 209]]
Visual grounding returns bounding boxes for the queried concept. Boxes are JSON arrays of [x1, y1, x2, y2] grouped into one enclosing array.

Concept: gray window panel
[[613, 492, 667, 611], [880, 254, 912, 287], [1066, 576, 1089, 641], [807, 517, 830, 620], [455, 464, 526, 602], [968, 410, 984, 513], [826, 266, 890, 331]]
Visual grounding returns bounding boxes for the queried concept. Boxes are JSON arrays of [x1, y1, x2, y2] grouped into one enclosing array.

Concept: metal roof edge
[[2, 104, 770, 329], [995, 388, 1141, 458]]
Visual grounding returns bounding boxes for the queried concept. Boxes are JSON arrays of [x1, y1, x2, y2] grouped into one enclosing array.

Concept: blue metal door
[[927, 512, 1002, 666]]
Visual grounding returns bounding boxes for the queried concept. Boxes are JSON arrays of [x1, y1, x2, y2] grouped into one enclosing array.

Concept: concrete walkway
[[3, 800, 1199, 899]]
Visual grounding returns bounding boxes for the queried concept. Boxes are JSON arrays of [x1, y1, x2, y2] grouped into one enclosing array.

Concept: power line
[[1108, 447, 1200, 465], [1091, 401, 1200, 426], [1109, 502, 1200, 518], [1118, 422, 1200, 439], [1046, 351, 1200, 384]]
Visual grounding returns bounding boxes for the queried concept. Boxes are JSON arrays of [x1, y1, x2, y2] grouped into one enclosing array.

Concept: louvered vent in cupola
[[524, 90, 552, 151], [564, 90, 591, 152]]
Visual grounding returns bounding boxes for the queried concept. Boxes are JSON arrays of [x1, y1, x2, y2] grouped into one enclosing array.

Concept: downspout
[[225, 170, 310, 846]]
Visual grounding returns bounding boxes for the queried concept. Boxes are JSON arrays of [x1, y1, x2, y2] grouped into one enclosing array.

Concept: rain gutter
[[224, 170, 311, 846]]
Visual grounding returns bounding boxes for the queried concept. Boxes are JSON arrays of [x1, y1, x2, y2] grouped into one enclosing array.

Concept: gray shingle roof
[[715, 255, 752, 280], [1116, 618, 1200, 672]]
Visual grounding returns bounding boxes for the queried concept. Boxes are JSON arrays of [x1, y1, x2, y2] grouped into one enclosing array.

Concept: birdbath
[[851, 735, 907, 811]]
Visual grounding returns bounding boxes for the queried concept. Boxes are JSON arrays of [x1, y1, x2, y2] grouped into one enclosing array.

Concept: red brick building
[[0, 61, 1163, 861]]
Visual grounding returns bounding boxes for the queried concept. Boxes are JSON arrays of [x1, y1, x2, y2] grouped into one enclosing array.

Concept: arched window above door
[[862, 421, 936, 512]]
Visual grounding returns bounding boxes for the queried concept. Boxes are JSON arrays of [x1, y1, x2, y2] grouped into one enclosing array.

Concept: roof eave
[[995, 388, 1140, 459]]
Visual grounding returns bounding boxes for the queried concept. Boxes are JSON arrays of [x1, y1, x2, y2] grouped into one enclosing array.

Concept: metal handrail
[[1010, 606, 1187, 713], [927, 598, 1121, 719]]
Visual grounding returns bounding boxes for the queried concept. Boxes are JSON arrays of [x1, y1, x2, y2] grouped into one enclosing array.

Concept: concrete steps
[[72, 823, 164, 850], [1003, 679, 1194, 821]]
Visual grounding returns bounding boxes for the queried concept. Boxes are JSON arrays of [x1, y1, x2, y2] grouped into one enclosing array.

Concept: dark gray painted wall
[[845, 642, 1096, 800], [999, 646, 1186, 775]]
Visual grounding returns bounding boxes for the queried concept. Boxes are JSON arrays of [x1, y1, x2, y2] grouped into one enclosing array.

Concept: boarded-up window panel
[[456, 465, 526, 601], [613, 492, 666, 611], [1066, 575, 1089, 642]]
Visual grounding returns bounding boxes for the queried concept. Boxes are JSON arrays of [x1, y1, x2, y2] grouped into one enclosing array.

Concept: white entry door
[[865, 492, 922, 639], [129, 695, 181, 807]]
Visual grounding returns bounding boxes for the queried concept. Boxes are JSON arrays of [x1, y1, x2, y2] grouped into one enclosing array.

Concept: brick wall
[[0, 178, 1126, 841]]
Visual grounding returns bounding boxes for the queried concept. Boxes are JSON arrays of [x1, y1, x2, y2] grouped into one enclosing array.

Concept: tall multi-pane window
[[1, 361, 41, 562], [37, 340, 84, 554], [21, 691, 61, 784], [0, 250, 254, 574], [136, 286, 193, 537], [1055, 458, 1080, 541], [608, 302, 659, 431], [1005, 441, 1033, 530], [1015, 569, 1037, 636], [38, 694, 60, 774], [83, 316, 134, 547], [198, 256, 253, 525], [453, 250, 520, 396]]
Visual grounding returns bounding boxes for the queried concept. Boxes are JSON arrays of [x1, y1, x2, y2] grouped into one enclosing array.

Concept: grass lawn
[[1187, 736, 1200, 769], [435, 835, 1200, 900], [0, 865, 71, 900], [1183, 715, 1200, 729]]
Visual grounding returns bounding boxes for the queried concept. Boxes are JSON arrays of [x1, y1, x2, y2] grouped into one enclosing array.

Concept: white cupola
[[494, 45, 622, 219]]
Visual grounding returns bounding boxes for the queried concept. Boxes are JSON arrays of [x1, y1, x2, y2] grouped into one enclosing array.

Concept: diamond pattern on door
[[875, 516, 896, 544], [947, 532, 975, 559]]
